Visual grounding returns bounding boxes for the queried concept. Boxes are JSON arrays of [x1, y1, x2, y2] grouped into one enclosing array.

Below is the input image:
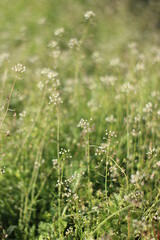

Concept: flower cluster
[[95, 143, 108, 156], [121, 82, 136, 95], [12, 63, 26, 73], [59, 148, 72, 161], [146, 147, 157, 159], [84, 11, 95, 21], [100, 75, 118, 87], [78, 118, 91, 134], [52, 159, 58, 167], [19, 110, 26, 121], [49, 93, 63, 106], [41, 68, 59, 79], [143, 102, 153, 114], [105, 115, 117, 123], [54, 27, 64, 37], [103, 130, 117, 141], [68, 38, 80, 49], [48, 40, 58, 49]]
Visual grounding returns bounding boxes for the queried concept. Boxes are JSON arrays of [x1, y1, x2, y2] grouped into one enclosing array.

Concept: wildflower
[[37, 81, 44, 91], [153, 54, 160, 64], [52, 159, 58, 167], [146, 147, 157, 159], [48, 40, 58, 48], [128, 42, 137, 50], [156, 161, 160, 167], [41, 68, 58, 79], [135, 62, 145, 71], [92, 51, 102, 64], [84, 11, 95, 21], [68, 38, 80, 49], [100, 75, 117, 87], [121, 82, 136, 94], [49, 93, 63, 106], [143, 102, 152, 114], [12, 63, 26, 73], [128, 42, 138, 55], [54, 28, 64, 37], [105, 115, 117, 123], [51, 50, 61, 59], [78, 118, 91, 134], [59, 148, 72, 161], [19, 110, 26, 121], [110, 57, 120, 67]]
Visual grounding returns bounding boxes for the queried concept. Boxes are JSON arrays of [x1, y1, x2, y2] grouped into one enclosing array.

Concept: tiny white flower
[[84, 11, 95, 20], [12, 63, 26, 73], [54, 28, 64, 36]]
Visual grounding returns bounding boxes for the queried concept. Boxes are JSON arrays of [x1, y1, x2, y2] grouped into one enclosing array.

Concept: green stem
[[87, 132, 90, 186], [57, 106, 61, 235], [90, 204, 133, 236], [0, 76, 17, 129], [105, 145, 110, 200]]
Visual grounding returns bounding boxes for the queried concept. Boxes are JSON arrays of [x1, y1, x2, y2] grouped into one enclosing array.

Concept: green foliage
[[0, 0, 160, 239]]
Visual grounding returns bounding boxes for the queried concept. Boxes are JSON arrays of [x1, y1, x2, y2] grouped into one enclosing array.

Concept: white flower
[[12, 63, 26, 73], [135, 62, 145, 71], [105, 115, 117, 123], [110, 57, 120, 67], [100, 75, 117, 86], [143, 102, 153, 114], [78, 118, 90, 134], [84, 11, 95, 20], [48, 40, 58, 48], [49, 93, 63, 106], [68, 38, 79, 49], [54, 28, 64, 36]]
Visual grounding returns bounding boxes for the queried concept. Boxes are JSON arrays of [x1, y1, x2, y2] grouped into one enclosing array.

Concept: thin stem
[[108, 156, 128, 191], [90, 204, 133, 236], [127, 209, 130, 240], [126, 95, 130, 162], [0, 76, 17, 129], [57, 105, 61, 236], [87, 132, 90, 186], [105, 145, 109, 200]]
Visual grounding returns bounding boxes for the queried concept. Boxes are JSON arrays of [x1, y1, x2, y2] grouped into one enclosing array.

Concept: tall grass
[[0, 0, 160, 239]]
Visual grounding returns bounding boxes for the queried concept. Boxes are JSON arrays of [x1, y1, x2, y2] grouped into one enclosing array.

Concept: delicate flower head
[[12, 63, 26, 73], [54, 28, 64, 37], [143, 102, 153, 114], [59, 148, 72, 161], [84, 11, 96, 21], [68, 38, 80, 49], [48, 40, 58, 48], [41, 68, 58, 78], [105, 115, 117, 123], [78, 118, 90, 134], [49, 93, 63, 106]]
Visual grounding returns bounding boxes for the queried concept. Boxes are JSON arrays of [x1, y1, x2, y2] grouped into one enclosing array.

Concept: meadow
[[0, 0, 160, 239]]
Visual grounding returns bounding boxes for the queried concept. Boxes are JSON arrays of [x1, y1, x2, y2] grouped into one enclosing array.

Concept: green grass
[[0, 0, 160, 239]]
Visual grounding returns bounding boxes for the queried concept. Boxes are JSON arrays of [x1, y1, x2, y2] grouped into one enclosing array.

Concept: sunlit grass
[[0, 1, 160, 239]]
